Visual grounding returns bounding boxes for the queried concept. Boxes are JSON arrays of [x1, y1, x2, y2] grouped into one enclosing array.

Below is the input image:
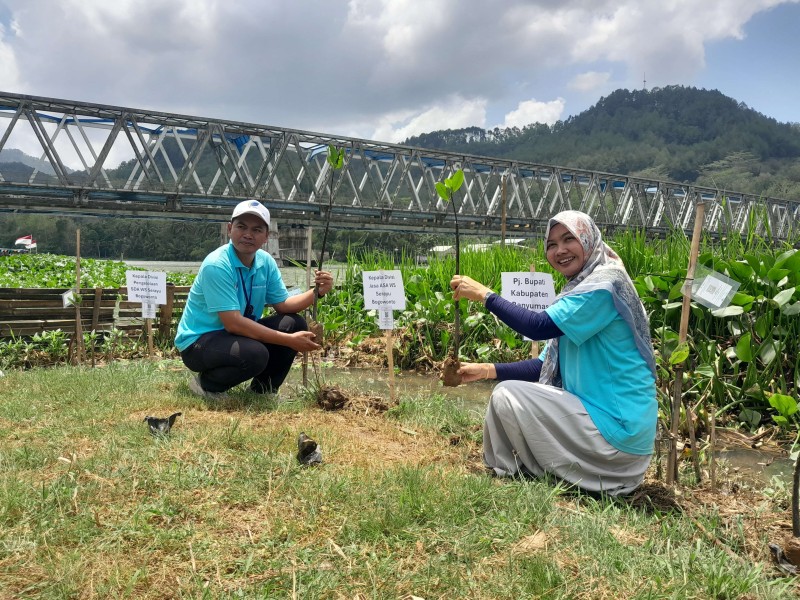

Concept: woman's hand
[[458, 362, 496, 383], [450, 275, 492, 303]]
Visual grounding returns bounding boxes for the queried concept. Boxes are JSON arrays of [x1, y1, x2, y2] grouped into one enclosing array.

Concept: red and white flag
[[14, 235, 32, 246], [27, 240, 37, 249]]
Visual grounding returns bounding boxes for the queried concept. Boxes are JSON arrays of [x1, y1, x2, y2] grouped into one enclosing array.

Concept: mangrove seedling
[[310, 144, 345, 344], [436, 167, 465, 386]]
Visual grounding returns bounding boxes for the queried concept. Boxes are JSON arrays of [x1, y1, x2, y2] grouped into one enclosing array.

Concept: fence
[[0, 285, 191, 340]]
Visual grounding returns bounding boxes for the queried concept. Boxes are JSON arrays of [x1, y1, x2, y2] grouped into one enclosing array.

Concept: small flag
[[26, 241, 37, 249], [14, 235, 32, 246]]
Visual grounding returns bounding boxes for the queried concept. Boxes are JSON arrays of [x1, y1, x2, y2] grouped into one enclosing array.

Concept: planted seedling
[[436, 168, 465, 386], [309, 144, 345, 345]]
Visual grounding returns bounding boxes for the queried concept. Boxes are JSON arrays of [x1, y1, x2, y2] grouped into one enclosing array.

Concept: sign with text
[[501, 272, 556, 312], [125, 271, 167, 305], [362, 270, 406, 310]]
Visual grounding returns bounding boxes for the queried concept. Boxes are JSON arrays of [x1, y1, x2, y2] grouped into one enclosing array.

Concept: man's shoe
[[188, 375, 229, 400]]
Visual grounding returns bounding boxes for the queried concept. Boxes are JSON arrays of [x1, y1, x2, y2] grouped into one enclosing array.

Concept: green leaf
[[768, 393, 798, 418], [326, 145, 344, 169], [446, 169, 464, 192], [758, 341, 777, 366], [710, 305, 743, 317], [435, 182, 450, 201], [772, 415, 789, 427], [739, 408, 762, 429], [735, 332, 753, 362], [730, 292, 754, 307], [767, 266, 790, 282], [694, 365, 715, 378], [772, 287, 796, 307], [727, 260, 753, 281], [669, 341, 690, 365], [782, 302, 800, 316]]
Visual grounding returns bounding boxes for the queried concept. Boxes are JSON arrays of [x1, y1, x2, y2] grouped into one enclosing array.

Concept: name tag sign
[[141, 302, 157, 319], [125, 271, 167, 305], [501, 272, 556, 341], [688, 266, 740, 310], [363, 270, 405, 331], [501, 272, 556, 311]]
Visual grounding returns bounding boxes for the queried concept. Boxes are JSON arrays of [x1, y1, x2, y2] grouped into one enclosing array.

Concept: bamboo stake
[[386, 328, 395, 403], [501, 174, 507, 246], [667, 200, 706, 486], [72, 228, 84, 366], [530, 264, 539, 358], [303, 226, 313, 387], [710, 404, 717, 492]]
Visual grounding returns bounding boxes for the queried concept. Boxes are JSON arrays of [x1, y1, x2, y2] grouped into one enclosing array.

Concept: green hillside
[[404, 85, 800, 199]]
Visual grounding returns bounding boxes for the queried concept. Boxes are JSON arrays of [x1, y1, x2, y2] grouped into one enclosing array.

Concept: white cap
[[231, 200, 271, 228]]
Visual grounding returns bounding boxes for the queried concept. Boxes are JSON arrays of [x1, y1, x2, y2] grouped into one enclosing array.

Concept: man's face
[[228, 214, 269, 260]]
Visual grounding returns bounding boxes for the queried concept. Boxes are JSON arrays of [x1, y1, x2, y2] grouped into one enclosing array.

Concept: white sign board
[[125, 271, 167, 305], [501, 272, 556, 312], [362, 270, 406, 310]]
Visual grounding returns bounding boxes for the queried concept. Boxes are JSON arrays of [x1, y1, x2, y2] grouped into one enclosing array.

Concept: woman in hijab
[[450, 210, 657, 495]]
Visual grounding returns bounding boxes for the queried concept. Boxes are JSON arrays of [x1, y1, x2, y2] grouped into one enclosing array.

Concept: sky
[[1, 0, 799, 154]]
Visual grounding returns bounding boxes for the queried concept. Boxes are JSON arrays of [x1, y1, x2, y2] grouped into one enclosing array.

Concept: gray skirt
[[483, 380, 651, 496]]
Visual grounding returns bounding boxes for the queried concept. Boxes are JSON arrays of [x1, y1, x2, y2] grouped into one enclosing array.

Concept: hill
[[403, 85, 800, 199], [0, 148, 72, 176]]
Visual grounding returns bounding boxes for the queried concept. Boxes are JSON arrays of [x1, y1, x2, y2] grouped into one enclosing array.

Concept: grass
[[0, 361, 797, 599]]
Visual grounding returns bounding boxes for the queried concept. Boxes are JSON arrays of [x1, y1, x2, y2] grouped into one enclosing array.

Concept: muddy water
[[714, 447, 795, 485]]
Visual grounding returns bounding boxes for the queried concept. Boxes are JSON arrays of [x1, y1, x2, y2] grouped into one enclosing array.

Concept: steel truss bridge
[[1, 91, 798, 240]]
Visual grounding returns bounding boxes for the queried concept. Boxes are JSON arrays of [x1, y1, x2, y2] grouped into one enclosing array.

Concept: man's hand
[[289, 330, 322, 352], [450, 275, 492, 303], [314, 270, 334, 297]]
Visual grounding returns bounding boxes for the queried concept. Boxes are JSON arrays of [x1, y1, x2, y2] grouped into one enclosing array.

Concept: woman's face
[[546, 223, 586, 278]]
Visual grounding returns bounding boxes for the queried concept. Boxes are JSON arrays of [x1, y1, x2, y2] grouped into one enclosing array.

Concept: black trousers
[[180, 313, 307, 393]]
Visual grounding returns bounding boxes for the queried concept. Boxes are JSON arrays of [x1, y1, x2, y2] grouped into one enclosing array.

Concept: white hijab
[[539, 210, 656, 386]]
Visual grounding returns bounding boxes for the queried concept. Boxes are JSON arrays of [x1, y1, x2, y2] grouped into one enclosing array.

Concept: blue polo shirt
[[175, 243, 289, 351], [545, 290, 657, 455]]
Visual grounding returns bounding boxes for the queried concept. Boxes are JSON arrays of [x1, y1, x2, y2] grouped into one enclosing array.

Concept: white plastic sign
[[141, 302, 157, 319], [125, 271, 167, 305], [61, 289, 76, 308], [378, 309, 394, 330], [362, 270, 406, 310], [689, 266, 740, 310], [501, 272, 556, 311]]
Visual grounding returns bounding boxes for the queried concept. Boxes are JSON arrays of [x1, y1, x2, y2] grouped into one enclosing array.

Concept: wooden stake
[[667, 200, 706, 486], [710, 404, 717, 492], [72, 228, 84, 366], [302, 226, 313, 387], [501, 174, 507, 246], [386, 328, 395, 403], [146, 318, 154, 357], [530, 264, 540, 358]]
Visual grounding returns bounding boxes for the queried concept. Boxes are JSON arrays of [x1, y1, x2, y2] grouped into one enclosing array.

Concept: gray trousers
[[484, 380, 651, 496]]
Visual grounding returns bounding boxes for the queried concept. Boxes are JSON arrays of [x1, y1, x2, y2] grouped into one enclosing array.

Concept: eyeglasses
[[244, 304, 255, 320]]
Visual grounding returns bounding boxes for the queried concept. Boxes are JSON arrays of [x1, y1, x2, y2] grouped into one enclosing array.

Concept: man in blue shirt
[[176, 200, 333, 398]]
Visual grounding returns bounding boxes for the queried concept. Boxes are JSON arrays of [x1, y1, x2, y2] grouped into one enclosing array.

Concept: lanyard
[[238, 269, 255, 319]]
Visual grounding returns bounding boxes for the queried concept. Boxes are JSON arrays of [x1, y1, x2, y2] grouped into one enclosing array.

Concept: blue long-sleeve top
[[484, 292, 563, 383]]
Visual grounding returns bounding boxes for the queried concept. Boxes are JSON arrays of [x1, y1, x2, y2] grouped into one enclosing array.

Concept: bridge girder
[[1, 91, 798, 240]]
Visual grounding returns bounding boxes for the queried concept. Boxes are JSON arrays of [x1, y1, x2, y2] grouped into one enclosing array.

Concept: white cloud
[[0, 0, 797, 145], [501, 98, 565, 129], [371, 96, 488, 143], [569, 71, 611, 93]]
